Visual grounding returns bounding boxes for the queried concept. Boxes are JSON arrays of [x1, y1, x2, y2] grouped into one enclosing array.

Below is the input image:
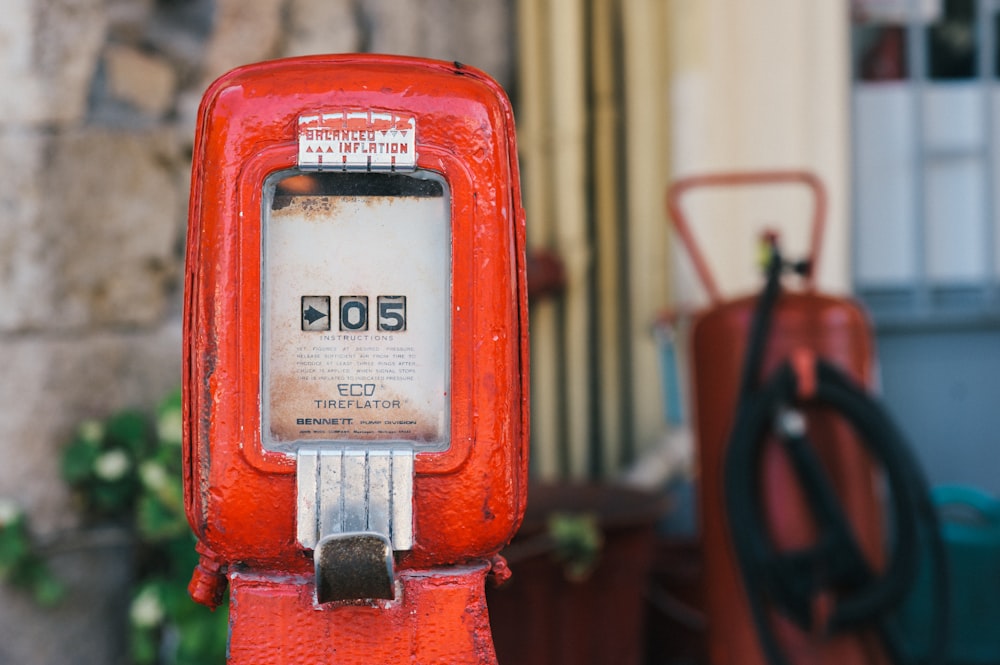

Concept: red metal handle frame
[[665, 170, 827, 304]]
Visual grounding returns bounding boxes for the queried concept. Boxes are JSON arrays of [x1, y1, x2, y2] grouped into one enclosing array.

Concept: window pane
[[927, 0, 976, 80]]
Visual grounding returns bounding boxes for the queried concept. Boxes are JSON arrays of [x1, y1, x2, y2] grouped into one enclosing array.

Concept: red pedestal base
[[227, 561, 497, 665]]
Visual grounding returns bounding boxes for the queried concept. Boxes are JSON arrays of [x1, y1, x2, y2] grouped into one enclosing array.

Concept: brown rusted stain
[[272, 193, 428, 219], [271, 195, 346, 218]]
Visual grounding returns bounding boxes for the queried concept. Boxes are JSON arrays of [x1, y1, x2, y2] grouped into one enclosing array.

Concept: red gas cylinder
[[668, 171, 890, 665]]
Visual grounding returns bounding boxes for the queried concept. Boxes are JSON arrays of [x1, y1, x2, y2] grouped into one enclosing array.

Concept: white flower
[[139, 462, 169, 492], [79, 420, 104, 445], [0, 498, 21, 527], [94, 450, 130, 481], [130, 587, 165, 628], [156, 409, 183, 446]]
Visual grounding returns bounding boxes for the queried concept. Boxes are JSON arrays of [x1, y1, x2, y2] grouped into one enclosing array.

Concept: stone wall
[[0, 1, 514, 663]]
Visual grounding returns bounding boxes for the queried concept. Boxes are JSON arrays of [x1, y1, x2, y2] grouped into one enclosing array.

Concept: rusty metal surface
[[314, 532, 394, 603]]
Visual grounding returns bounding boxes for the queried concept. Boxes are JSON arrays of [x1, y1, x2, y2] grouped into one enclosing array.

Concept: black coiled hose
[[723, 246, 948, 665]]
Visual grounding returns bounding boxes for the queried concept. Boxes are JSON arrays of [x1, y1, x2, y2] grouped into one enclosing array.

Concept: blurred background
[[1, 0, 997, 663]]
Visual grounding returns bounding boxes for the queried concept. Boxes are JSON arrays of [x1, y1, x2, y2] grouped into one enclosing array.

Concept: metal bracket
[[296, 447, 413, 603], [296, 447, 414, 551]]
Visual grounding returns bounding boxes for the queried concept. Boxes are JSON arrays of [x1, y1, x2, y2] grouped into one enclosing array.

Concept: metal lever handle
[[314, 532, 395, 604]]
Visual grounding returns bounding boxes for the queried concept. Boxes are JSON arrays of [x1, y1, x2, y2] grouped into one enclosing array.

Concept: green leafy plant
[[60, 389, 228, 665], [0, 499, 64, 606], [547, 512, 604, 581]]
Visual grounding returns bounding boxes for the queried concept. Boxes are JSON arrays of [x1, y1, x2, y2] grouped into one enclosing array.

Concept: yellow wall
[[667, 1, 852, 299], [516, 0, 852, 478]]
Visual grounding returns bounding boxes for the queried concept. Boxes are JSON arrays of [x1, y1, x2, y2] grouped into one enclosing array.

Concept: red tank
[[668, 171, 890, 665]]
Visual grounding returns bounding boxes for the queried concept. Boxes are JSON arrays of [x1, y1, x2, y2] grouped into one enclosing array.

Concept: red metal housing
[[183, 55, 528, 581]]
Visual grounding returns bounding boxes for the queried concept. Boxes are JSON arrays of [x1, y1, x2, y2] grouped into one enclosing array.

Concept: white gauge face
[[261, 171, 451, 452]]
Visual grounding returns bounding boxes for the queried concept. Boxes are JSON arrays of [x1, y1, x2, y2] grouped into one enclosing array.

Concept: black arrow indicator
[[304, 306, 327, 324], [301, 296, 331, 331]]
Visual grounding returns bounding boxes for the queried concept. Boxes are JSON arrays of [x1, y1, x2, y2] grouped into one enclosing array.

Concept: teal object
[[655, 323, 684, 427], [899, 485, 1000, 665]]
